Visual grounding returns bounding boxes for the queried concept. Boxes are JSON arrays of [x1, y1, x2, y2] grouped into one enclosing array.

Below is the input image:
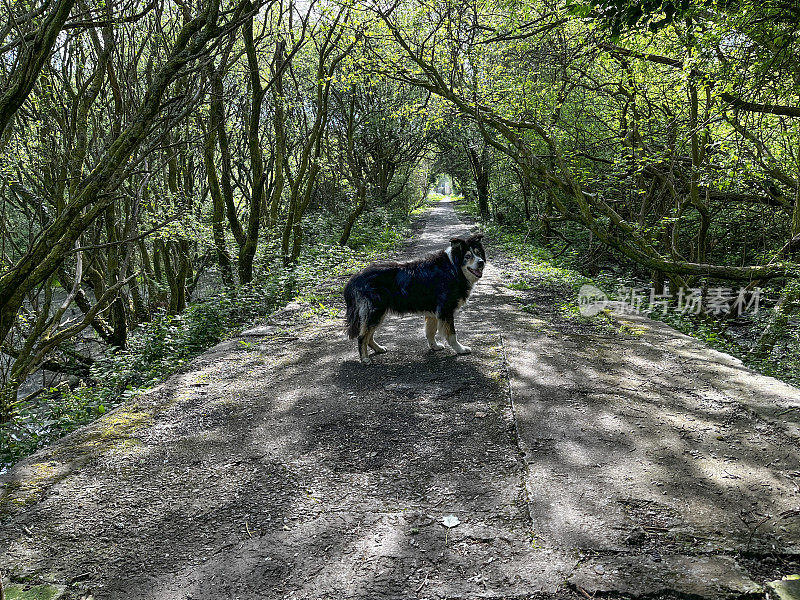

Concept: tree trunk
[[467, 145, 490, 220], [239, 5, 266, 283], [793, 124, 800, 238], [339, 184, 368, 246], [477, 174, 489, 220], [166, 148, 188, 314], [687, 25, 710, 265], [268, 40, 288, 228], [204, 66, 234, 287], [0, 0, 77, 143]]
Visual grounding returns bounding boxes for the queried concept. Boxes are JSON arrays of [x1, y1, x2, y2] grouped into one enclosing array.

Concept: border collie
[[344, 234, 486, 364]]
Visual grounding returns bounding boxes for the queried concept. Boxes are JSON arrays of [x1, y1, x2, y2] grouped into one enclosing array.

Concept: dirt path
[[2, 199, 799, 600]]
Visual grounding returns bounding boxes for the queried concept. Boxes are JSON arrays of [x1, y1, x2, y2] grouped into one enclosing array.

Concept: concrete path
[[1, 198, 799, 599]]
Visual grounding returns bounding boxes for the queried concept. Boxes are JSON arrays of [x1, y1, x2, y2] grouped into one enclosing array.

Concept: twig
[[415, 571, 429, 593], [745, 514, 773, 551], [66, 213, 183, 255]]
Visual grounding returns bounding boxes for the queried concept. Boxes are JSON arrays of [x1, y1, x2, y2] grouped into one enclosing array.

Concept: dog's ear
[[449, 237, 466, 264], [468, 233, 484, 243]]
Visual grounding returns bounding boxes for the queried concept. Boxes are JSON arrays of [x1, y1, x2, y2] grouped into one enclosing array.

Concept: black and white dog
[[344, 234, 486, 364]]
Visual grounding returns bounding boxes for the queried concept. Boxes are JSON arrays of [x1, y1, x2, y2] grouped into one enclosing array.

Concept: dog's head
[[450, 234, 486, 283]]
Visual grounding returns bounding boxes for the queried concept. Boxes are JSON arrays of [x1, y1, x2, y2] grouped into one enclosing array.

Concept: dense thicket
[[1, 0, 799, 426]]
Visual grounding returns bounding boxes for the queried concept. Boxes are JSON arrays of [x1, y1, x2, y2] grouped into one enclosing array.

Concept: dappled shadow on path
[[1, 309, 556, 599], [498, 266, 800, 590]]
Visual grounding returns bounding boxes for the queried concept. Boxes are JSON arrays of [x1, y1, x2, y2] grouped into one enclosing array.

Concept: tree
[[0, 0, 251, 419]]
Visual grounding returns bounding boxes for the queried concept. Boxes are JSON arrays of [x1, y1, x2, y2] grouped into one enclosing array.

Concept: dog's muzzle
[[468, 266, 484, 278]]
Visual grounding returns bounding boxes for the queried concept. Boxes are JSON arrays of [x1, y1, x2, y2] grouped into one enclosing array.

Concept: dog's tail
[[343, 280, 362, 340]]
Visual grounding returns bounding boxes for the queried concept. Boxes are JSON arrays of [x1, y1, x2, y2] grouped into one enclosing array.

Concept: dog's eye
[[465, 252, 472, 260]]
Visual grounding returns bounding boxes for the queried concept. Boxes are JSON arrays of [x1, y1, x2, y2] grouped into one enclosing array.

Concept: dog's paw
[[360, 356, 373, 365], [371, 343, 387, 354], [455, 346, 472, 355], [429, 342, 445, 351]]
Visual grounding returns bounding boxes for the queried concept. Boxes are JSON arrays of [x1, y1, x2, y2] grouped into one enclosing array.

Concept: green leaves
[[570, 0, 696, 38]]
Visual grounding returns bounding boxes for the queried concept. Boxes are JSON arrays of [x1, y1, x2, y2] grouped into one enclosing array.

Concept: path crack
[[498, 331, 536, 534]]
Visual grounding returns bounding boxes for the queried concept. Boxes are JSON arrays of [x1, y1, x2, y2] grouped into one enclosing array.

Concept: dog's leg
[[425, 316, 444, 350], [358, 333, 373, 364], [366, 310, 387, 355], [440, 317, 471, 355], [366, 328, 386, 354]]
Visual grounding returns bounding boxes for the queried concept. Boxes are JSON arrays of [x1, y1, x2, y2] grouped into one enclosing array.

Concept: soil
[[1, 199, 799, 600]]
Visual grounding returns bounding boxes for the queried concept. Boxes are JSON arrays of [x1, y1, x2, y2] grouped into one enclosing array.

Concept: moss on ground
[[4, 584, 66, 600], [0, 462, 65, 514]]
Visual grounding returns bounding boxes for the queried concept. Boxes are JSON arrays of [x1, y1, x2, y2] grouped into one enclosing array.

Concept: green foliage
[[567, 0, 694, 37], [337, 205, 411, 253], [0, 388, 108, 470]]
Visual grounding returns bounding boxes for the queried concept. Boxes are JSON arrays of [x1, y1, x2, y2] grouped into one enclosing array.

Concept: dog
[[344, 234, 486, 364]]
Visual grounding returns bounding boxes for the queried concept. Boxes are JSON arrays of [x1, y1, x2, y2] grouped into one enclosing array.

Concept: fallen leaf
[[441, 515, 461, 528]]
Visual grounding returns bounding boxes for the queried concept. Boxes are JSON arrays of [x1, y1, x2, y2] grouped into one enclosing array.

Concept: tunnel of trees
[[1, 0, 799, 457]]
